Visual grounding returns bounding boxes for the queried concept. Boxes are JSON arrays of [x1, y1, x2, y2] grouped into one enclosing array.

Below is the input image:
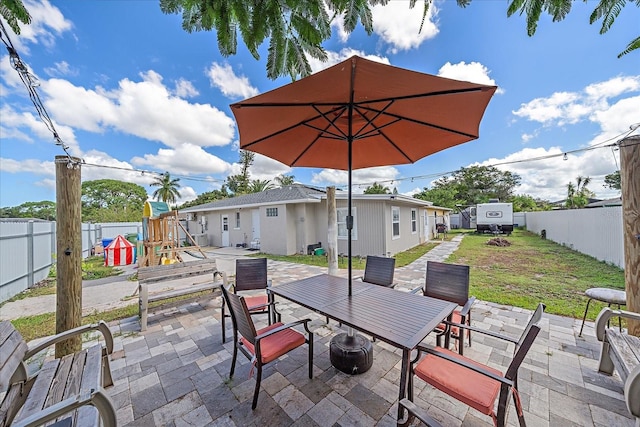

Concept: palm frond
[[589, 0, 626, 34], [618, 35, 640, 57], [545, 0, 572, 22]]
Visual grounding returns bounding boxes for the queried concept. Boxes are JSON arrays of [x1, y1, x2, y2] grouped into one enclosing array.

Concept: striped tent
[[105, 235, 135, 266]]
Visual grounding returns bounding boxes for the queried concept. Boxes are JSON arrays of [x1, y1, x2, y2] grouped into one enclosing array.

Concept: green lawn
[[448, 229, 625, 320]]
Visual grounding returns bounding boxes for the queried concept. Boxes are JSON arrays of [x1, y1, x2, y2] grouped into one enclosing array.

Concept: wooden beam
[[620, 135, 640, 336], [55, 156, 82, 356]]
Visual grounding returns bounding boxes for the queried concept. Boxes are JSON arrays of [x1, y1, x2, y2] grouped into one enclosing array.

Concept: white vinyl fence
[[0, 220, 142, 303], [525, 207, 624, 269]]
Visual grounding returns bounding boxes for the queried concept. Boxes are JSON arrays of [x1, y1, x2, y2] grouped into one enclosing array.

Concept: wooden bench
[[596, 307, 640, 426], [138, 258, 221, 331], [0, 320, 115, 427]]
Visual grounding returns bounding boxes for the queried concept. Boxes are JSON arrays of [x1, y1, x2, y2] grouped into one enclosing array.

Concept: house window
[[392, 206, 400, 239], [235, 212, 240, 229], [266, 207, 278, 217], [337, 207, 357, 240], [411, 209, 417, 234]]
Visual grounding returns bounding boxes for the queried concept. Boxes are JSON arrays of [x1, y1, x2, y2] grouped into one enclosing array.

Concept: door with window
[[221, 215, 229, 246]]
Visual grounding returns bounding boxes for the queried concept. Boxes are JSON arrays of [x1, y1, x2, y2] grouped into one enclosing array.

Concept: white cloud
[[0, 157, 55, 175], [40, 70, 236, 148], [174, 78, 199, 98], [438, 61, 503, 94], [206, 62, 258, 99], [226, 154, 291, 182], [10, 0, 72, 53], [512, 75, 640, 127], [307, 49, 390, 74], [44, 61, 77, 77], [371, 1, 439, 52], [131, 143, 231, 176], [328, 1, 439, 52], [311, 166, 400, 193]]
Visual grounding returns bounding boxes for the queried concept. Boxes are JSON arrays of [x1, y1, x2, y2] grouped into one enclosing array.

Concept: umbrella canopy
[[231, 55, 496, 294]]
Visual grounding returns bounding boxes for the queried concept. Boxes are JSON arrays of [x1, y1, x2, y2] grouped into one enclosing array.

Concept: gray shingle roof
[[181, 185, 327, 212]]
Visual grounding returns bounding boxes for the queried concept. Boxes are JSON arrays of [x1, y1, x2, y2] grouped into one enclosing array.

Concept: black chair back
[[234, 258, 268, 292], [424, 261, 470, 306], [221, 285, 258, 345], [363, 256, 395, 287]]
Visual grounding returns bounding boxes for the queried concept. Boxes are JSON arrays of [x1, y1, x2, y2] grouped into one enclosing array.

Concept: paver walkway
[[16, 236, 635, 426]]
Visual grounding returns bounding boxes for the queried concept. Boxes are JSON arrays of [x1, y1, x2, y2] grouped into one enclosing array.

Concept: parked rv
[[475, 202, 514, 235]]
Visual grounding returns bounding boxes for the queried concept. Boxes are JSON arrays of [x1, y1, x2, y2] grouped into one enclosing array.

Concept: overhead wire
[[0, 19, 77, 164]]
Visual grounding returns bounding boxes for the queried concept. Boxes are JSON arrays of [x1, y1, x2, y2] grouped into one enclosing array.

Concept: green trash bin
[[125, 233, 138, 244], [314, 248, 325, 256]]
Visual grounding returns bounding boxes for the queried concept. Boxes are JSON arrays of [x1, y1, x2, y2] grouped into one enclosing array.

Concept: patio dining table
[[270, 273, 456, 423]]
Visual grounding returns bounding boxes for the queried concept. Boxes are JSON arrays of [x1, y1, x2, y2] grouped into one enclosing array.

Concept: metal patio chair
[[221, 285, 313, 409], [400, 303, 546, 427], [220, 258, 280, 343]]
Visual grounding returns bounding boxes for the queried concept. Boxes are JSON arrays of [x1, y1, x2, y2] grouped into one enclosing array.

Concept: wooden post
[[55, 155, 83, 356], [327, 187, 338, 276], [619, 135, 640, 336]]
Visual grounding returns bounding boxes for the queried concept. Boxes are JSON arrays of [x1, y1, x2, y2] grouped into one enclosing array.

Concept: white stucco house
[[180, 185, 451, 256]]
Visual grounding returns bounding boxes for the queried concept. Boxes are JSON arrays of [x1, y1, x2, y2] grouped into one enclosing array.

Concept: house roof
[[180, 184, 448, 213], [180, 184, 327, 213], [585, 197, 622, 208]]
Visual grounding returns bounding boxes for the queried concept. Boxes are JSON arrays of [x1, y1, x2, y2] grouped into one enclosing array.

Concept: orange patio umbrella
[[231, 55, 496, 295]]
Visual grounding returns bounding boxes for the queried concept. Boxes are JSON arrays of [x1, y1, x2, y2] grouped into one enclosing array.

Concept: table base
[[330, 332, 373, 375]]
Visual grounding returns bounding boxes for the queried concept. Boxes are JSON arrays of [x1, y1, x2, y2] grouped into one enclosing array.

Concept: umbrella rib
[[241, 105, 347, 150], [357, 105, 479, 139], [290, 106, 347, 166]]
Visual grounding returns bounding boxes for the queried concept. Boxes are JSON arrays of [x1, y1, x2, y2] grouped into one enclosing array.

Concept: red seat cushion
[[437, 310, 464, 336], [414, 347, 502, 417], [244, 295, 268, 312], [241, 322, 306, 364]]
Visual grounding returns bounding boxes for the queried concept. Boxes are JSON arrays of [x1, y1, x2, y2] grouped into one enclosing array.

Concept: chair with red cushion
[[221, 258, 280, 343], [400, 303, 545, 427], [413, 261, 475, 355], [221, 285, 313, 409]]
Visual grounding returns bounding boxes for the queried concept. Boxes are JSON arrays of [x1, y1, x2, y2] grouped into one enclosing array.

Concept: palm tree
[[274, 174, 295, 186], [566, 176, 593, 209], [249, 179, 274, 193], [364, 182, 390, 194], [151, 172, 181, 204], [159, 0, 638, 81]]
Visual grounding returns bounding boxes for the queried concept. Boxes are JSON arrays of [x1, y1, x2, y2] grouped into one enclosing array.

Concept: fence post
[[51, 221, 56, 267], [27, 221, 34, 288]]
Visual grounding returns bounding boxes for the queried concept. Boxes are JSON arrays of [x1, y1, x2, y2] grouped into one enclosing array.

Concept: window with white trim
[[411, 209, 417, 233], [337, 207, 357, 240], [235, 212, 240, 229], [392, 206, 400, 239], [266, 207, 278, 217]]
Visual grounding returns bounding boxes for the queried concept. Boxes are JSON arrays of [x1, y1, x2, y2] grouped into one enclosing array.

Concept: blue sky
[[1, 0, 638, 208]]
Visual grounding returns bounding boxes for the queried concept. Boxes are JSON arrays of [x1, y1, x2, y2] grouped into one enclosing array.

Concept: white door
[[221, 215, 229, 246], [252, 209, 260, 241]]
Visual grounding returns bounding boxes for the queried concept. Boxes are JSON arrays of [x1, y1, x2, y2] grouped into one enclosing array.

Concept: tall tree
[[159, 0, 638, 80], [363, 182, 390, 194], [0, 200, 56, 220], [81, 179, 148, 222], [414, 166, 521, 209], [274, 174, 295, 186], [566, 176, 594, 209], [226, 150, 255, 195], [604, 170, 621, 190], [150, 172, 181, 204]]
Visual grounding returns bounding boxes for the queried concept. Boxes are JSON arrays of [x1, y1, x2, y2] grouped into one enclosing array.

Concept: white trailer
[[476, 202, 513, 235]]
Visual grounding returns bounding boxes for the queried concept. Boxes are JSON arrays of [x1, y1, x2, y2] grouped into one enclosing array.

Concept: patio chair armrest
[[255, 319, 311, 340], [409, 286, 422, 295], [418, 344, 513, 387], [398, 398, 443, 427], [25, 321, 114, 360], [596, 307, 640, 341], [442, 320, 519, 344], [247, 301, 278, 312], [458, 296, 476, 317], [352, 275, 364, 282]]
